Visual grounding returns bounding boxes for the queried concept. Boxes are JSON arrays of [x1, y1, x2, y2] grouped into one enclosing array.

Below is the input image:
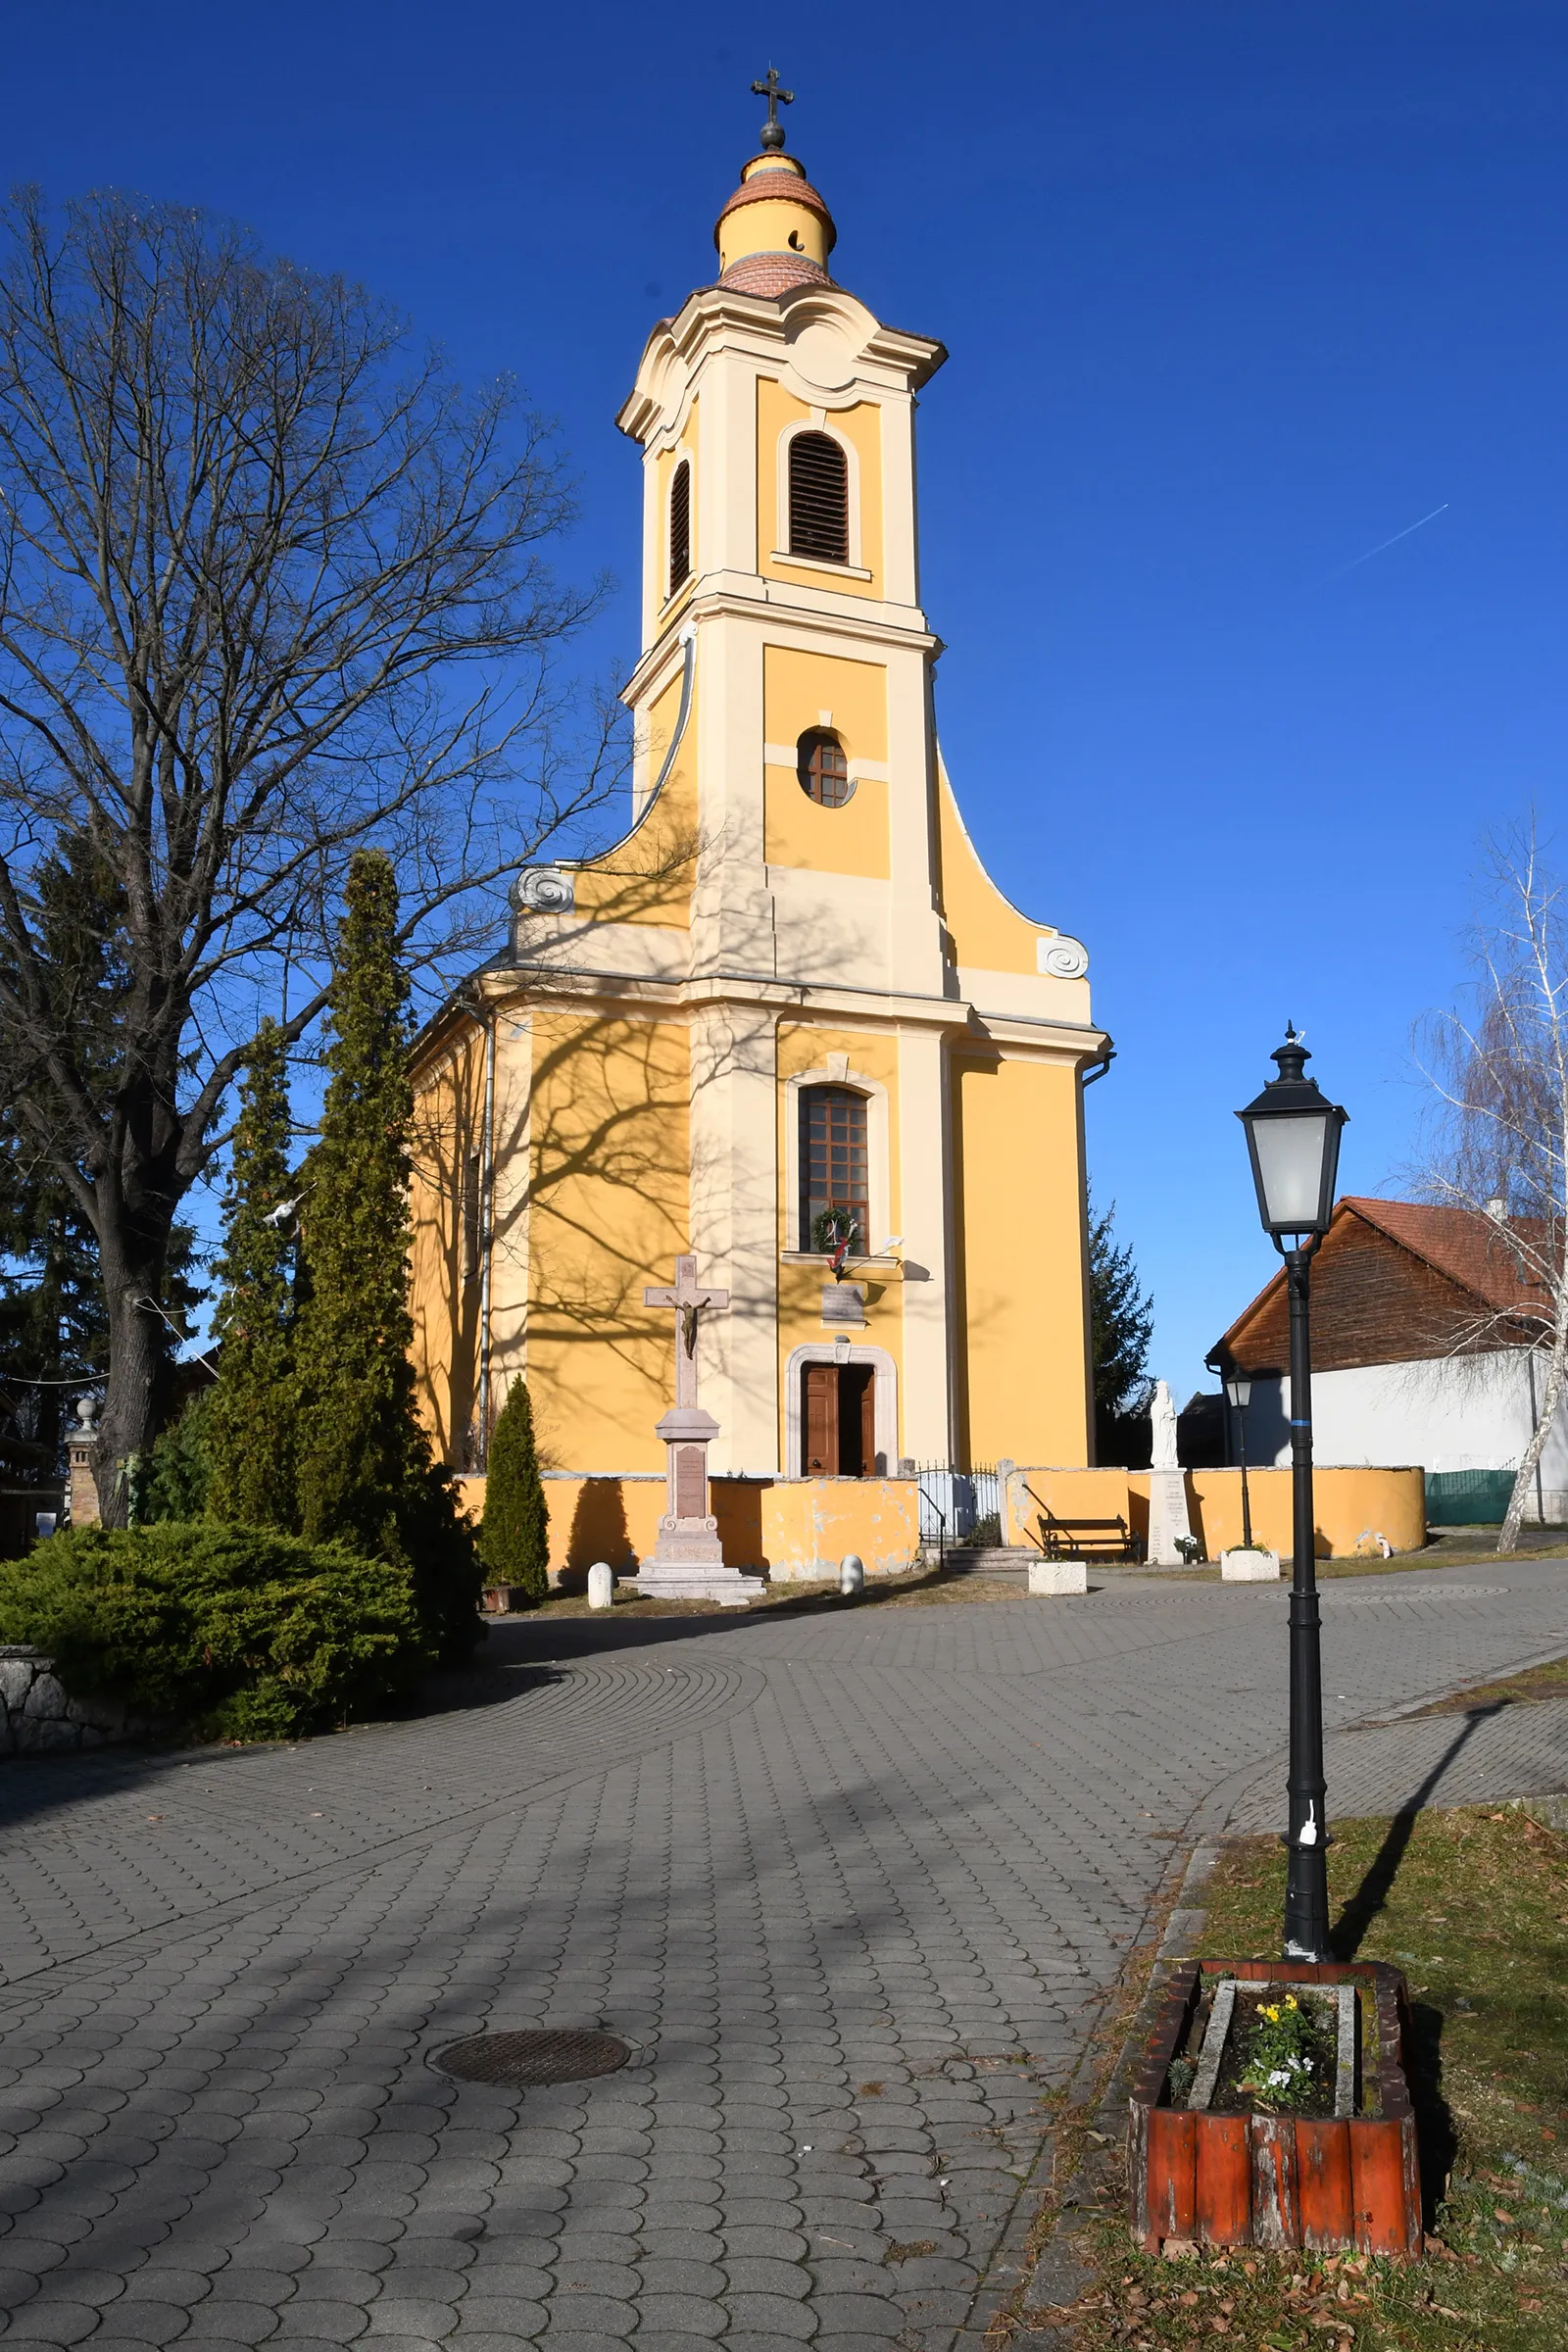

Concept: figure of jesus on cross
[[636, 1254, 760, 1599], [643, 1254, 730, 1412]]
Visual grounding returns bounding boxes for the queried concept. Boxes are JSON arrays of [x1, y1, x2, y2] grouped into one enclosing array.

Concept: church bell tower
[[411, 79, 1107, 1504]]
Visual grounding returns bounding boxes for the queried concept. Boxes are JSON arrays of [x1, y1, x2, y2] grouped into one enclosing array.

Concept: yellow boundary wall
[[1002, 1465, 1427, 1559], [458, 1472, 922, 1586]]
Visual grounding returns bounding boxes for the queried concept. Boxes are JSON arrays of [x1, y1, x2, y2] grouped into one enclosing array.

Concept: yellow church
[[410, 86, 1110, 1585]]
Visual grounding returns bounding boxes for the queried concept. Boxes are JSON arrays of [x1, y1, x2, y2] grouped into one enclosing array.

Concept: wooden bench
[[1034, 1508, 1143, 1565]]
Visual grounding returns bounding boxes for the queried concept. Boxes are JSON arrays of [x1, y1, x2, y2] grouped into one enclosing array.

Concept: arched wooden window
[[788, 430, 849, 564], [668, 459, 691, 597], [797, 729, 853, 808], [800, 1085, 869, 1255]]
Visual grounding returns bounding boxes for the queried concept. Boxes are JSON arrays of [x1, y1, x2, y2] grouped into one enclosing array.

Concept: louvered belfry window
[[801, 1085, 869, 1253], [788, 431, 849, 564], [668, 460, 691, 597]]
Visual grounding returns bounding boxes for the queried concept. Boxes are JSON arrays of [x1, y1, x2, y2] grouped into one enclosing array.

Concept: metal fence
[[1424, 1468, 1517, 1526], [912, 1462, 1001, 1554]]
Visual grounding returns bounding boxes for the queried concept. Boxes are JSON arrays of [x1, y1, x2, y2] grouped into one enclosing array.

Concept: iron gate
[[913, 1461, 1000, 1553]]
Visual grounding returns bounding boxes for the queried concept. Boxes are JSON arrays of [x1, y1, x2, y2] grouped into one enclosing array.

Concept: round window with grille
[[798, 730, 854, 808]]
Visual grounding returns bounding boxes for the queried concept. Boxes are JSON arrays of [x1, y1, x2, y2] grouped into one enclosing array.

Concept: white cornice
[[430, 957, 1107, 1059], [622, 580, 940, 704], [617, 281, 946, 447]]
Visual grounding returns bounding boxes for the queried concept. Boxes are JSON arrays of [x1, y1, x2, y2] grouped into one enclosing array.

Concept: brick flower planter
[[1129, 1958, 1422, 2258]]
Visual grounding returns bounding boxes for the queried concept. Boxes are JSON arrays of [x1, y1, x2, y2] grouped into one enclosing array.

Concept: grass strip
[[1408, 1656, 1568, 1716], [1007, 1806, 1568, 2348]]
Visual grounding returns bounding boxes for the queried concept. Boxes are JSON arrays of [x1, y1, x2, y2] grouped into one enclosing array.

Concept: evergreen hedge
[[292, 852, 481, 1657], [0, 1523, 434, 1740], [478, 1377, 550, 1599], [207, 1020, 297, 1527]]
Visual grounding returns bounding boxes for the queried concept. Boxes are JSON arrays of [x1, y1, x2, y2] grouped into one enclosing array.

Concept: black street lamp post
[[1236, 1029, 1348, 1964], [1224, 1370, 1254, 1548]]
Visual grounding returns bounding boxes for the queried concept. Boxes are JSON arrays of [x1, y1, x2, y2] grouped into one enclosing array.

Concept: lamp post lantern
[[1224, 1369, 1254, 1548], [1236, 1029, 1348, 1963]]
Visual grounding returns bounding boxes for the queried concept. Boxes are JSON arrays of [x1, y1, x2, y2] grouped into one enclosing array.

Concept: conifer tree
[[206, 1021, 296, 1527], [294, 853, 479, 1654], [478, 1377, 551, 1600], [1089, 1194, 1155, 1466]]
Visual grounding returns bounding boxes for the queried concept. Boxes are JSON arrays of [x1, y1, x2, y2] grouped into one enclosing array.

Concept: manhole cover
[[432, 2029, 631, 2087]]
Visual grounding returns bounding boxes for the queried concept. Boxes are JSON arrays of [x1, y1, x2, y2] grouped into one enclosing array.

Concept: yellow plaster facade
[[409, 123, 1110, 1494]]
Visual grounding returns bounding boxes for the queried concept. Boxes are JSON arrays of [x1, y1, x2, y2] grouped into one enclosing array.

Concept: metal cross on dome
[[751, 65, 794, 150]]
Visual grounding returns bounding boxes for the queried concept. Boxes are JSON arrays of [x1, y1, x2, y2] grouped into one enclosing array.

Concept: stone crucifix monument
[[1145, 1378, 1196, 1566], [634, 1254, 763, 1605]]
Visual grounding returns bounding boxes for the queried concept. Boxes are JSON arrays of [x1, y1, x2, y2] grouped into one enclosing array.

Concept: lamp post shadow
[[1329, 1699, 1506, 2224]]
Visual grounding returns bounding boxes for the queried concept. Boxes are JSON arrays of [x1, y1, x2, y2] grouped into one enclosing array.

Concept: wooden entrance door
[[802, 1363, 877, 1476], [804, 1363, 837, 1474]]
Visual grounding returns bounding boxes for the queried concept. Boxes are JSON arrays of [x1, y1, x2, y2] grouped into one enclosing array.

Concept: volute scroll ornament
[[1038, 934, 1090, 980], [511, 866, 576, 914]]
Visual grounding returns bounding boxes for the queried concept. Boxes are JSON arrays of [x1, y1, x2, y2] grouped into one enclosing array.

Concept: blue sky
[[13, 0, 1565, 1401]]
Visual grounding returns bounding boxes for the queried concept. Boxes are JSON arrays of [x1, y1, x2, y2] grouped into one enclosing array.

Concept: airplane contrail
[[1326, 503, 1449, 581]]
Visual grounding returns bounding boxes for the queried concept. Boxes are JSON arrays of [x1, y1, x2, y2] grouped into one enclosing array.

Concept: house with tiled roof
[[1210, 1196, 1566, 1524]]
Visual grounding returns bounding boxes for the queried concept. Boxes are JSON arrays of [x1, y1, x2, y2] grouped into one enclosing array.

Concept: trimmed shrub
[[207, 1020, 298, 1529], [0, 1522, 434, 1740], [478, 1377, 550, 1600], [293, 853, 481, 1658]]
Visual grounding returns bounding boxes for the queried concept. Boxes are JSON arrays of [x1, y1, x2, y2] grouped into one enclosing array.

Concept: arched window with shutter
[[667, 459, 691, 598], [787, 430, 849, 564]]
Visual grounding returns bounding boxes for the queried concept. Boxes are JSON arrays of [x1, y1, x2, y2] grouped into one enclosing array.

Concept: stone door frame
[[784, 1342, 898, 1477]]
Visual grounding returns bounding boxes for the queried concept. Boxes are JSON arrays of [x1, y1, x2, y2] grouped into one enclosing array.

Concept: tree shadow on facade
[[564, 1478, 636, 1589], [1329, 1701, 1504, 2221]]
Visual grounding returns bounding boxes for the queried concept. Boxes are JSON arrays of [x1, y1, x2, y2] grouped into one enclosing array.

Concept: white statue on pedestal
[[1146, 1378, 1194, 1564], [1150, 1379, 1180, 1469]]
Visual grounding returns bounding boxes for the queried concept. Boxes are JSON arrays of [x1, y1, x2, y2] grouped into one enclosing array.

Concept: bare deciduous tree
[[1417, 832, 1567, 1553], [0, 187, 620, 1518]]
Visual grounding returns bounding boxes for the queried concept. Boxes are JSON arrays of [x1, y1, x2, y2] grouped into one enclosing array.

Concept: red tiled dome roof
[[714, 162, 834, 244], [717, 252, 834, 298]]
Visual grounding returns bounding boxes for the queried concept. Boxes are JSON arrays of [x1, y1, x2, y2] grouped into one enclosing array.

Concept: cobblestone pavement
[[0, 1560, 1562, 2352]]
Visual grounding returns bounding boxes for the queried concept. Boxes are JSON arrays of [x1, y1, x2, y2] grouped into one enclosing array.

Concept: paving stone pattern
[[0, 1561, 1562, 2352]]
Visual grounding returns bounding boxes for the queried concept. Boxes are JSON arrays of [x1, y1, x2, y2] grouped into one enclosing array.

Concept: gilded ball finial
[[751, 64, 794, 150]]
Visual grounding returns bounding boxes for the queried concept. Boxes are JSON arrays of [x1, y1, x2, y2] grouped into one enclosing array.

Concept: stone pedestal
[[1147, 1467, 1194, 1566], [1221, 1546, 1282, 1582], [631, 1407, 763, 1605], [68, 1399, 100, 1528], [1029, 1556, 1089, 1595]]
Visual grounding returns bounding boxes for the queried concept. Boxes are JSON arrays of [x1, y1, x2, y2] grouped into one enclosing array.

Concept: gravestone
[[632, 1255, 764, 1605]]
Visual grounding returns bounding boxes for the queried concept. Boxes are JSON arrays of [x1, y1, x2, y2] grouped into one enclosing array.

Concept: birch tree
[[1419, 834, 1568, 1553], [0, 189, 617, 1519]]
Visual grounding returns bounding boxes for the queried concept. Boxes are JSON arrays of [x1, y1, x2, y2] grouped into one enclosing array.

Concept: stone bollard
[[839, 1553, 865, 1596], [1028, 1557, 1088, 1596], [587, 1561, 615, 1610]]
